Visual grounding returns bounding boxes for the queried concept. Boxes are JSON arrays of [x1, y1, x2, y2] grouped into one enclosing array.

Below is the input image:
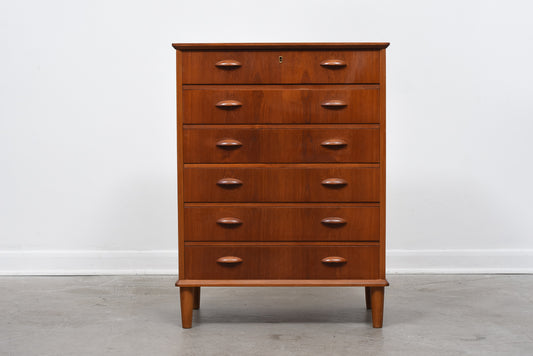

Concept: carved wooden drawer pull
[[215, 59, 242, 68], [321, 138, 347, 148], [321, 256, 347, 264], [321, 217, 347, 226], [216, 139, 243, 148], [320, 59, 347, 68], [216, 217, 243, 226], [216, 256, 243, 264], [321, 178, 348, 187], [215, 100, 243, 108], [321, 99, 347, 108], [217, 178, 243, 187]]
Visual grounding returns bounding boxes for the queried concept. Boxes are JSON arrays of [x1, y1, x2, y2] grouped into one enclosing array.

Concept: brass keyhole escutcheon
[[279, 56, 283, 63]]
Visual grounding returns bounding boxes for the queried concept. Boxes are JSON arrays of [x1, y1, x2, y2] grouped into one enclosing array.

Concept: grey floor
[[1, 275, 532, 355]]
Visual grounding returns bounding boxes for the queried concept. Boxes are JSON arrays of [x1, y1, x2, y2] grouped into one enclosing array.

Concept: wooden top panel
[[172, 42, 390, 50]]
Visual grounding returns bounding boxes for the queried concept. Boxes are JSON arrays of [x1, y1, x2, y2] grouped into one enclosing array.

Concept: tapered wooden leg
[[192, 287, 200, 310], [180, 287, 194, 328], [370, 287, 384, 328], [365, 287, 372, 310]]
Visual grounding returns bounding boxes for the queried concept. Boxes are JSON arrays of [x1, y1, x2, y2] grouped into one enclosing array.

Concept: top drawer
[[182, 50, 380, 84]]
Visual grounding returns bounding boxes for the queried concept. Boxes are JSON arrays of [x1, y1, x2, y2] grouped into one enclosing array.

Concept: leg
[[365, 287, 372, 310], [180, 287, 194, 328], [192, 287, 201, 310], [370, 287, 384, 328]]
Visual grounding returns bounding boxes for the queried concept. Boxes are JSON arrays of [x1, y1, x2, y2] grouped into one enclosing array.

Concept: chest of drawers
[[173, 42, 389, 328]]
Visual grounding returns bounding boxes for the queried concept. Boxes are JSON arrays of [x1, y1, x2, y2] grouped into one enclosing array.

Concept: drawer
[[183, 86, 379, 124], [182, 50, 380, 84], [183, 166, 380, 202], [184, 245, 379, 279], [183, 127, 379, 163], [184, 206, 379, 242]]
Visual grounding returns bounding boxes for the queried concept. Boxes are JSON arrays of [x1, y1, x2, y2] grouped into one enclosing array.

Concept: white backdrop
[[1, 0, 532, 274]]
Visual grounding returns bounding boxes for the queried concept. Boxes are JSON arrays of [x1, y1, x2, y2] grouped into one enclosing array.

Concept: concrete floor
[[0, 275, 532, 355]]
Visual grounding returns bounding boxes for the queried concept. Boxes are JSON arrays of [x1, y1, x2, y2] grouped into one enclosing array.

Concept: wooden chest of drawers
[[173, 42, 389, 328]]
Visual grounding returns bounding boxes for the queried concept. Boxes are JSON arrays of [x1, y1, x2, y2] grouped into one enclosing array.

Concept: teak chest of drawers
[[173, 42, 389, 328]]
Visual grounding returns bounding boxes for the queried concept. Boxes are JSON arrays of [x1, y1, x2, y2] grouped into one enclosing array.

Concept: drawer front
[[183, 167, 380, 202], [183, 127, 379, 163], [185, 245, 379, 279], [183, 87, 379, 124], [184, 206, 379, 242], [182, 50, 380, 84]]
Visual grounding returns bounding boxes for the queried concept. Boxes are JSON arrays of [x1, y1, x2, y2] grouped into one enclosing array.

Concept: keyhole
[[279, 56, 283, 63]]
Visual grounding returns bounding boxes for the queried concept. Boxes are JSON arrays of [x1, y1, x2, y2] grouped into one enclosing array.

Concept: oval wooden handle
[[217, 178, 243, 186], [321, 178, 348, 186], [216, 139, 243, 148], [321, 217, 347, 225], [216, 217, 243, 225], [215, 59, 242, 68], [320, 59, 347, 68], [321, 139, 347, 148], [321, 99, 347, 108], [321, 256, 347, 264], [216, 100, 243, 108], [216, 256, 243, 264]]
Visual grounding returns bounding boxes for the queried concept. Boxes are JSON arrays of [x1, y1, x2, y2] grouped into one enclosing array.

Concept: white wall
[[1, 0, 532, 274]]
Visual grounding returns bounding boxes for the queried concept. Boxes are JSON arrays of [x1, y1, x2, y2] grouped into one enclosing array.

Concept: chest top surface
[[172, 42, 390, 50]]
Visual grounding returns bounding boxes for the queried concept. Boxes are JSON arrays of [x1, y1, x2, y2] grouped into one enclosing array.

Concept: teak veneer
[[173, 42, 389, 328]]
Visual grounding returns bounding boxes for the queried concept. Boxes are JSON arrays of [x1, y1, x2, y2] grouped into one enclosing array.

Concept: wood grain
[[184, 206, 379, 242], [321, 256, 347, 264], [370, 286, 385, 328], [173, 42, 390, 50], [185, 202, 379, 207], [176, 279, 390, 287], [174, 42, 389, 328], [365, 286, 372, 310], [216, 256, 243, 264], [179, 287, 193, 328], [176, 50, 185, 280], [185, 242, 378, 246], [379, 48, 387, 279], [183, 166, 380, 202], [183, 127, 379, 163], [215, 59, 241, 68], [320, 59, 347, 68], [192, 287, 200, 310], [184, 245, 379, 279], [182, 50, 380, 84], [183, 86, 379, 124]]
